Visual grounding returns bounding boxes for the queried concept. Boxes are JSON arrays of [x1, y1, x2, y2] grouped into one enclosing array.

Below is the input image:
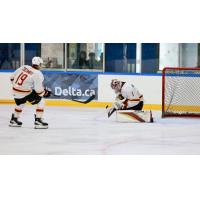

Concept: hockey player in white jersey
[[9, 57, 51, 129], [111, 79, 144, 110]]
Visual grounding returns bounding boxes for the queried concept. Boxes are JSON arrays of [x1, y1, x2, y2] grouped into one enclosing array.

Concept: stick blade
[[107, 107, 116, 118], [72, 94, 96, 104]]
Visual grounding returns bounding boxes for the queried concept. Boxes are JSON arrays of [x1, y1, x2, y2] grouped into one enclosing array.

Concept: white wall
[[0, 73, 13, 99], [0, 72, 162, 105]]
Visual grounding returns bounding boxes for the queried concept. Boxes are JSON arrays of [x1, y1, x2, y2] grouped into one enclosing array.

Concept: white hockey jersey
[[10, 65, 45, 99], [120, 82, 144, 108]]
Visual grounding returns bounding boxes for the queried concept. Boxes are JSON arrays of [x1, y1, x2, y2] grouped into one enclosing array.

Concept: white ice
[[0, 104, 200, 154]]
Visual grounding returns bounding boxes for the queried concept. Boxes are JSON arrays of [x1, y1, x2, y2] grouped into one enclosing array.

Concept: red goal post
[[162, 67, 200, 118]]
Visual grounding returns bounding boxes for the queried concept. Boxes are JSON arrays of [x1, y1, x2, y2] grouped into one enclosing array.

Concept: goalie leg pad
[[116, 110, 154, 123]]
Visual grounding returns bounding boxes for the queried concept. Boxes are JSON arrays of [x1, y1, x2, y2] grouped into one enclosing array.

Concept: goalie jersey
[[10, 65, 45, 99], [119, 82, 144, 108]]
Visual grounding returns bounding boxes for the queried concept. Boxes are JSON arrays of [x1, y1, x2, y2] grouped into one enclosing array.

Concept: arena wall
[[0, 72, 162, 110]]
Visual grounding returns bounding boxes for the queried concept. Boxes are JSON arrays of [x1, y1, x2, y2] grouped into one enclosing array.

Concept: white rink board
[[0, 72, 13, 99], [0, 72, 162, 105], [98, 74, 161, 104]]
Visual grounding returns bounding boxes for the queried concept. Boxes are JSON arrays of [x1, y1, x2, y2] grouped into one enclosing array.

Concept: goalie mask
[[111, 79, 122, 92]]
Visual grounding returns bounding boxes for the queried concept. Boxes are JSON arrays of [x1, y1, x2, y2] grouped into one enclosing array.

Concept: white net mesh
[[162, 68, 200, 117]]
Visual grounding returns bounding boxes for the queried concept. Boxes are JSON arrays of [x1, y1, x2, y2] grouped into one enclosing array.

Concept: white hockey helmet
[[32, 57, 43, 66], [111, 79, 122, 92]]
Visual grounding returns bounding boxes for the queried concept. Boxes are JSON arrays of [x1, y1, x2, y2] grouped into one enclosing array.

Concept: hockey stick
[[106, 105, 116, 118], [52, 93, 95, 104], [71, 94, 95, 104]]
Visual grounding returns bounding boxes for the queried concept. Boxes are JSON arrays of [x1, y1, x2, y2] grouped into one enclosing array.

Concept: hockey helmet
[[32, 57, 43, 66]]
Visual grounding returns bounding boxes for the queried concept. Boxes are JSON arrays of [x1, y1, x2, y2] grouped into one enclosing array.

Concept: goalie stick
[[52, 94, 96, 104]]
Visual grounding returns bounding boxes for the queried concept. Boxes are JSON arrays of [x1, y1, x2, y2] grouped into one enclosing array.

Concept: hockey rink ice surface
[[1, 104, 200, 155]]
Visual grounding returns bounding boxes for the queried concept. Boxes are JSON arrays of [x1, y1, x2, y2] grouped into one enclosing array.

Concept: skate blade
[[34, 125, 48, 129], [9, 124, 22, 127]]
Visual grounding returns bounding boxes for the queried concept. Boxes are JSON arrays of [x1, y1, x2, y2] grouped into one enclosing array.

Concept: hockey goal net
[[162, 67, 200, 118]]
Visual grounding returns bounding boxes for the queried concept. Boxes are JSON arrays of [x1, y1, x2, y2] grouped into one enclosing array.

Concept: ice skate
[[34, 114, 48, 129], [9, 114, 22, 127]]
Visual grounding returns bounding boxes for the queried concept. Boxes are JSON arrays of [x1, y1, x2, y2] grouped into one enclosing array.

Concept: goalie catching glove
[[113, 94, 128, 110]]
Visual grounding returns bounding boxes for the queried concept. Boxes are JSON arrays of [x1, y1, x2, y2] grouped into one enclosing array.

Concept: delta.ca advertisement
[[44, 73, 98, 100]]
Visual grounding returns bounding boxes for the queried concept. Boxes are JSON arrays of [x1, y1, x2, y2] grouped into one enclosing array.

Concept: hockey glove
[[43, 88, 52, 98], [115, 93, 125, 101], [113, 98, 128, 110]]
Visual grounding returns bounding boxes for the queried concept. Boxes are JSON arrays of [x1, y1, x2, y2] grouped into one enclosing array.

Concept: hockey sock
[[36, 108, 44, 118], [36, 98, 45, 118], [14, 104, 24, 118]]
